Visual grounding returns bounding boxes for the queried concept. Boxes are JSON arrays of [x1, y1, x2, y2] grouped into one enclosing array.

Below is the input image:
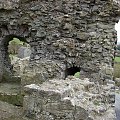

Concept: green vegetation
[[8, 38, 24, 55], [114, 57, 120, 78], [0, 93, 23, 106], [114, 57, 120, 63], [114, 62, 120, 78], [9, 54, 17, 61], [9, 37, 29, 47], [8, 38, 30, 60], [9, 38, 24, 45], [74, 72, 80, 78]]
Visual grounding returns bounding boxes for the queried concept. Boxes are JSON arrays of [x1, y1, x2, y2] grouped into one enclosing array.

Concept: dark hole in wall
[[65, 66, 80, 78]]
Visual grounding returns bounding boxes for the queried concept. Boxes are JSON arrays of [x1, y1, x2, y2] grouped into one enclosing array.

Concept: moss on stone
[[74, 72, 80, 78], [0, 93, 24, 106]]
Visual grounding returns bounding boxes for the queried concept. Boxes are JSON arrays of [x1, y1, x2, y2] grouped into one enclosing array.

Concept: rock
[[36, 29, 46, 38], [12, 57, 30, 76], [76, 32, 89, 41], [106, 68, 113, 76], [63, 23, 73, 30], [115, 92, 120, 120], [115, 78, 120, 87], [18, 47, 31, 59], [97, 48, 102, 53], [0, 0, 19, 10], [23, 77, 115, 120], [0, 101, 22, 120]]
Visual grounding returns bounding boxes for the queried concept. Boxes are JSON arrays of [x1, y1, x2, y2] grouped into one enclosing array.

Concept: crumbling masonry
[[0, 0, 120, 120]]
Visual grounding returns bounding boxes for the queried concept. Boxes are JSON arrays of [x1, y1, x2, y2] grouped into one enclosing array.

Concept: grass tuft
[[74, 72, 80, 78]]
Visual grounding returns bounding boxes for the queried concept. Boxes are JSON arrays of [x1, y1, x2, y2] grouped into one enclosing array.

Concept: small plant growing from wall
[[74, 72, 80, 78], [8, 38, 24, 55]]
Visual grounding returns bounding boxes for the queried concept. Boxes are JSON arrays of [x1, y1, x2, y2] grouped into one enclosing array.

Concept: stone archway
[[0, 24, 33, 107], [0, 24, 32, 82]]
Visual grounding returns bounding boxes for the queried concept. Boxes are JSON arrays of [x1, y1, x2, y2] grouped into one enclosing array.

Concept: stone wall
[[0, 0, 119, 81], [0, 0, 120, 119]]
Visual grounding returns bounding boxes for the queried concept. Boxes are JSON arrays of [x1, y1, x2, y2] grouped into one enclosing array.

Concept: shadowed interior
[[65, 66, 80, 78]]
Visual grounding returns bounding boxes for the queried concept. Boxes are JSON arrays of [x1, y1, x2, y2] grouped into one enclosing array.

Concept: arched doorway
[[1, 35, 31, 82], [8, 37, 31, 76], [0, 35, 31, 106]]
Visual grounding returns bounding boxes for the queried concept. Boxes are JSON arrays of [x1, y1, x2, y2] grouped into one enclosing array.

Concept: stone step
[[0, 82, 23, 106]]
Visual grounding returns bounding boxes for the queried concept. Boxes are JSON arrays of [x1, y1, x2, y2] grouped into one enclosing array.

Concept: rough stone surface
[[0, 0, 119, 119], [0, 100, 22, 120], [24, 77, 116, 120], [11, 57, 30, 76], [115, 78, 120, 86], [115, 88, 120, 120], [18, 47, 31, 59], [0, 0, 119, 81], [115, 50, 120, 57]]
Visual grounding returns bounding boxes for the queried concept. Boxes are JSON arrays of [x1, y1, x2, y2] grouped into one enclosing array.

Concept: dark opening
[[65, 66, 80, 78]]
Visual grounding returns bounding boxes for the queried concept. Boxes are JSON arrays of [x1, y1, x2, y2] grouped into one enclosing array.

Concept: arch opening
[[0, 35, 31, 106], [1, 35, 31, 82]]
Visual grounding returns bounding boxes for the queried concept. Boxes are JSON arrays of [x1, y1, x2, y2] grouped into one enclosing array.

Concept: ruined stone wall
[[20, 0, 119, 82], [0, 0, 119, 82], [0, 0, 120, 119]]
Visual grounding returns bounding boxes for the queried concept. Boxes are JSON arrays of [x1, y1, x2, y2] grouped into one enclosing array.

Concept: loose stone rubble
[[24, 77, 115, 120]]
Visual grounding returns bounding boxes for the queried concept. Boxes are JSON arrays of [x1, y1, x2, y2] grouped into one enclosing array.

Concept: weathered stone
[[97, 48, 102, 53], [106, 68, 114, 76], [23, 77, 116, 120], [18, 47, 31, 59], [0, 0, 119, 119], [0, 0, 19, 10], [76, 32, 89, 41], [12, 57, 29, 76], [115, 78, 120, 86]]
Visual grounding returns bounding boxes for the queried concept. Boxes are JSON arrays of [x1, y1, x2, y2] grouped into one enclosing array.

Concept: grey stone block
[[18, 47, 31, 59]]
